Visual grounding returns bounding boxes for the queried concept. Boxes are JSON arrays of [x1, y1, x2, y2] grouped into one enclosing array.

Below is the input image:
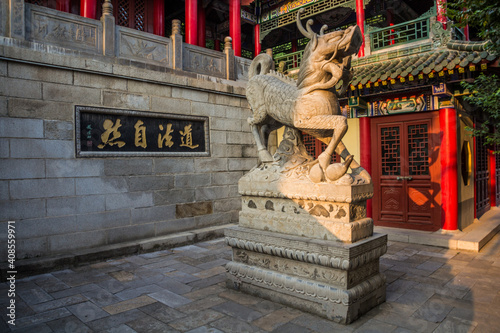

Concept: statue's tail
[[248, 54, 275, 79]]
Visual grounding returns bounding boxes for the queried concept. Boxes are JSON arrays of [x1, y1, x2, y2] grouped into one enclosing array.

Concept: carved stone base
[[237, 147, 374, 243], [240, 196, 373, 242], [225, 226, 387, 324], [226, 269, 386, 324]]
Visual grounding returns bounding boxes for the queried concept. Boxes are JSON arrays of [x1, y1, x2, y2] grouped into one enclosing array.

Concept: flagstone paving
[[2, 232, 500, 332]]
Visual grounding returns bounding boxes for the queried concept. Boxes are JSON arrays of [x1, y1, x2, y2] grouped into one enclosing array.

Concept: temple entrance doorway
[[371, 111, 441, 231]]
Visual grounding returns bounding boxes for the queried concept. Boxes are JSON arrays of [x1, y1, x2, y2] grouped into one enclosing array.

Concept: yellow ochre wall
[[274, 118, 361, 160]]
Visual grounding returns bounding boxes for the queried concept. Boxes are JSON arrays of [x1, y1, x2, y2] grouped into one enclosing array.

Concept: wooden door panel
[[379, 184, 405, 221], [371, 111, 441, 231], [407, 185, 433, 224]]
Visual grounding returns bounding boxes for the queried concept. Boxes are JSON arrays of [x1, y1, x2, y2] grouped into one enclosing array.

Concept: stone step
[[374, 206, 500, 252], [3, 224, 235, 281]]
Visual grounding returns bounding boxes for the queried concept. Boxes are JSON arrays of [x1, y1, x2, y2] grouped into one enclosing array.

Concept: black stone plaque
[[76, 106, 209, 157]]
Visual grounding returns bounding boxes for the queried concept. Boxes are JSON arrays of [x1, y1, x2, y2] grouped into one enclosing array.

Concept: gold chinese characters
[[96, 118, 200, 150]]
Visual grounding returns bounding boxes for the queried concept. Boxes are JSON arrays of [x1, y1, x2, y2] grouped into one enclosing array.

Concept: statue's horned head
[[295, 8, 363, 94], [296, 8, 362, 58]]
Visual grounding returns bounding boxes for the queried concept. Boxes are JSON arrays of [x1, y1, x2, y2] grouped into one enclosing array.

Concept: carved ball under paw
[[325, 155, 353, 182], [309, 163, 324, 183]]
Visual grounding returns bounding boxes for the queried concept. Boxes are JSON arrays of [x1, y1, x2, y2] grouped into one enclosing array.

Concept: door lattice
[[117, 0, 129, 27], [301, 132, 339, 162], [302, 132, 317, 158], [26, 0, 45, 6], [408, 124, 429, 176], [476, 135, 490, 217], [134, 0, 145, 31], [380, 126, 401, 176]]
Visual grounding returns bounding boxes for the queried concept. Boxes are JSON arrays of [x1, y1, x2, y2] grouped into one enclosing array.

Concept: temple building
[[0, 0, 498, 265]]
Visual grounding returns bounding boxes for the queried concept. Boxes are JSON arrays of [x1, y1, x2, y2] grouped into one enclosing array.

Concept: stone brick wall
[[0, 47, 257, 260]]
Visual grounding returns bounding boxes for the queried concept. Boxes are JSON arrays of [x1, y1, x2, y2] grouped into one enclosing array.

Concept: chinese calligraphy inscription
[[76, 106, 209, 157]]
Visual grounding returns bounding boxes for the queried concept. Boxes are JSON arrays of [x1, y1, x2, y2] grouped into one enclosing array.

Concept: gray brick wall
[[0, 57, 256, 260]]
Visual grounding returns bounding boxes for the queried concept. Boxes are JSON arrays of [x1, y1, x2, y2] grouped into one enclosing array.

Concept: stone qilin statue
[[225, 9, 386, 325], [246, 8, 370, 184]]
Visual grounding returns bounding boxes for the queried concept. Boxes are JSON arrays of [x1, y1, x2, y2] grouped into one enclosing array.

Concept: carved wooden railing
[[0, 0, 250, 81]]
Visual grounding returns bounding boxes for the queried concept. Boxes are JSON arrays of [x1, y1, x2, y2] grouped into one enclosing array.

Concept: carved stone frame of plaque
[[75, 106, 210, 157]]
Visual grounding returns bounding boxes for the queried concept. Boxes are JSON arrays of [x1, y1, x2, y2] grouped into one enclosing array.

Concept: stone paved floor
[[1, 232, 500, 333]]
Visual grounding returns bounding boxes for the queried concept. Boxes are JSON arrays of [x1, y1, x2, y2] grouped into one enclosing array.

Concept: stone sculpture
[[225, 8, 387, 324], [246, 8, 370, 184]]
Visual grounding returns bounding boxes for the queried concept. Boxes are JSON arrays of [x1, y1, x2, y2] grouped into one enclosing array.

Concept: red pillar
[[291, 38, 298, 67], [154, 0, 165, 37], [197, 3, 206, 47], [464, 25, 470, 41], [254, 24, 261, 56], [437, 0, 447, 29], [474, 128, 477, 218], [215, 39, 221, 51], [230, 0, 241, 57], [355, 0, 365, 57], [185, 0, 198, 45], [440, 108, 458, 230], [57, 0, 70, 12], [360, 117, 372, 218], [490, 150, 497, 207], [81, 0, 97, 19]]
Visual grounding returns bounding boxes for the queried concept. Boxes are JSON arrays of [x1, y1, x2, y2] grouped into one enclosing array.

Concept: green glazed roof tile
[[347, 40, 497, 90], [447, 40, 490, 51], [459, 57, 470, 67], [472, 54, 483, 64]]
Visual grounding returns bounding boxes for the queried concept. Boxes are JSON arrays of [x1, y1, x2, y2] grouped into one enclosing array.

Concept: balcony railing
[[1, 2, 252, 82], [274, 50, 304, 73], [369, 17, 431, 51]]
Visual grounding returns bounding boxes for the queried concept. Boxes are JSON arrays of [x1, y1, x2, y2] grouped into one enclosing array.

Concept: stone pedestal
[[225, 226, 386, 324], [225, 130, 387, 324]]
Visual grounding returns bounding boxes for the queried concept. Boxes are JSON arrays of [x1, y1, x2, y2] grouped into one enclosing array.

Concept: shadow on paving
[[1, 233, 500, 332]]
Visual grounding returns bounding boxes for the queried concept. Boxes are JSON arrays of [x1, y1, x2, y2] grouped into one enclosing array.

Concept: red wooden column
[[185, 0, 198, 45], [440, 108, 458, 230], [355, 0, 365, 57], [437, 0, 447, 29], [464, 24, 470, 41], [360, 117, 372, 217], [197, 3, 206, 47], [215, 39, 221, 51], [81, 0, 97, 19], [230, 0, 241, 57], [490, 149, 497, 207], [154, 0, 165, 37], [291, 39, 298, 67], [254, 24, 261, 56], [57, 0, 70, 12], [473, 127, 477, 218]]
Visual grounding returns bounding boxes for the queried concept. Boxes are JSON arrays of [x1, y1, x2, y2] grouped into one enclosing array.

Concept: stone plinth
[[225, 226, 387, 324]]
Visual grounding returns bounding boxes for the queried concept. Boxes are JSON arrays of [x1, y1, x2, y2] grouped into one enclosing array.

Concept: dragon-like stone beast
[[246, 8, 371, 184]]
